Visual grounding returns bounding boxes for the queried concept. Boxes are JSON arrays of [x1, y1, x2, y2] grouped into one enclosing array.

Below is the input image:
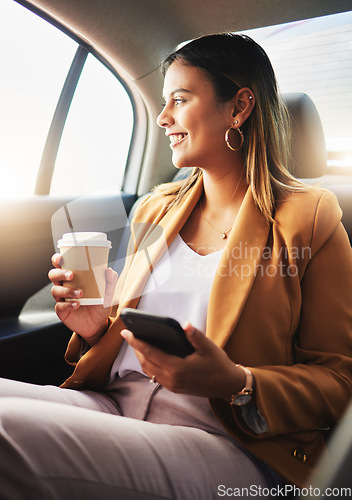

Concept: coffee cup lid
[[57, 232, 112, 248]]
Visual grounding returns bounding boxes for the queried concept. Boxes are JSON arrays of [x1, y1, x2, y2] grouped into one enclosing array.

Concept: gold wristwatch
[[230, 365, 253, 406]]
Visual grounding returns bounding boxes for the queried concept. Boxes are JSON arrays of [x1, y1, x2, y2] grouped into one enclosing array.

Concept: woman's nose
[[157, 105, 174, 128]]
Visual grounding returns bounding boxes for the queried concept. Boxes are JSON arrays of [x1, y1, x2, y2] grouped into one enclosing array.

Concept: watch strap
[[229, 365, 253, 406]]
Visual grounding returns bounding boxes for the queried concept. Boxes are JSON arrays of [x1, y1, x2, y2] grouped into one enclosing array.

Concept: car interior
[[0, 0, 351, 493]]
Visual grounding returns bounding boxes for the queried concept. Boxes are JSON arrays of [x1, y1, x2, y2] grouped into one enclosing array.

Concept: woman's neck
[[179, 165, 248, 255], [201, 167, 247, 217]]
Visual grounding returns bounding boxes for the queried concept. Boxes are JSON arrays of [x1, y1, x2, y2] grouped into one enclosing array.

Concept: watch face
[[234, 394, 252, 406]]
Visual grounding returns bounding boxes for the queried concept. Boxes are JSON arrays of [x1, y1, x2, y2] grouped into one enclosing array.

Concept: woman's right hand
[[48, 253, 118, 346]]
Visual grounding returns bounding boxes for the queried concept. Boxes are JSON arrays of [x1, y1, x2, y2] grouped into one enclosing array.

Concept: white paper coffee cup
[[57, 232, 112, 305]]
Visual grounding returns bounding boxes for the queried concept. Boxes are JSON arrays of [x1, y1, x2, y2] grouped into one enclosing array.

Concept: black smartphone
[[120, 308, 195, 358]]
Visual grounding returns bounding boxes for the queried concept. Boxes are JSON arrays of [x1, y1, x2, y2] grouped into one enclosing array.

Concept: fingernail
[[71, 302, 79, 309], [65, 271, 73, 280], [185, 323, 195, 334], [74, 289, 82, 297]]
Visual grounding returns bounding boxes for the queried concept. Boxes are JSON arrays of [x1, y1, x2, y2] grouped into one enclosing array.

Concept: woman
[[1, 33, 351, 499]]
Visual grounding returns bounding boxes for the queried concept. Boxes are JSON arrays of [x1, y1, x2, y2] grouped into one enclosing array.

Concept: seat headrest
[[283, 92, 327, 178]]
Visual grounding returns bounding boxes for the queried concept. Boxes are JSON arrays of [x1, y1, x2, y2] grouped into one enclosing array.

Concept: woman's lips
[[169, 133, 188, 149]]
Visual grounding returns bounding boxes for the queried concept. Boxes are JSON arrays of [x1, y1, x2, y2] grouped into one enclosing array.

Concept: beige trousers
[[0, 374, 280, 499]]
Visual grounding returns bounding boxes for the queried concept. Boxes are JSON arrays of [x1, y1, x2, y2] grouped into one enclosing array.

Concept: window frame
[[15, 0, 144, 195]]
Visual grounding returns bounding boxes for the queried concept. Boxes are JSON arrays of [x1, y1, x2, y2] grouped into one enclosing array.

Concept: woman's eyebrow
[[163, 88, 192, 99]]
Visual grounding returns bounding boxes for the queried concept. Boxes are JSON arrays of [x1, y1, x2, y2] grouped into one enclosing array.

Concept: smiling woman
[[0, 0, 352, 498], [0, 30, 350, 499]]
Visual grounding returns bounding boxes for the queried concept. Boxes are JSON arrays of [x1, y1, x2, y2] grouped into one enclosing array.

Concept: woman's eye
[[160, 98, 185, 110], [174, 98, 185, 106]]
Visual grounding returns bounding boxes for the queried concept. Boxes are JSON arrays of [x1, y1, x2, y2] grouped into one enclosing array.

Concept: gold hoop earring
[[225, 127, 244, 151]]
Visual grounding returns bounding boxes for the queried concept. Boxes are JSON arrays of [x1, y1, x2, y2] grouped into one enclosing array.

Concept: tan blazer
[[62, 177, 352, 487]]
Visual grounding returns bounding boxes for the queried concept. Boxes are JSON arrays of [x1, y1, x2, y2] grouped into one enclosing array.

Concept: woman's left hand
[[120, 322, 245, 400]]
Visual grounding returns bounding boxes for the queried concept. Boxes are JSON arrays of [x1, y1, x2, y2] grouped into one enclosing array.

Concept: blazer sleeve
[[233, 190, 352, 438]]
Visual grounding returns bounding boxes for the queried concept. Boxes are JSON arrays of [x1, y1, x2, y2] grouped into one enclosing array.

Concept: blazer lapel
[[121, 182, 271, 349], [119, 176, 204, 309], [206, 187, 271, 348]]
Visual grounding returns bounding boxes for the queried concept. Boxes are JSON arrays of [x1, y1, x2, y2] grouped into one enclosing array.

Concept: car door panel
[[0, 191, 137, 383]]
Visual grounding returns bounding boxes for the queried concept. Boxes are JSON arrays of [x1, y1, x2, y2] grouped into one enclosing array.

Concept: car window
[[244, 10, 352, 170], [0, 0, 76, 197], [50, 53, 134, 196], [0, 0, 134, 197]]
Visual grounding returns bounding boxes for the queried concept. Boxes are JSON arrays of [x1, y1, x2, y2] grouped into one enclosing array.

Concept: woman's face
[[157, 61, 235, 170]]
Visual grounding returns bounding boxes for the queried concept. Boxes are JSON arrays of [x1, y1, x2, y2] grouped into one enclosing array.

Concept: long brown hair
[[156, 33, 305, 223]]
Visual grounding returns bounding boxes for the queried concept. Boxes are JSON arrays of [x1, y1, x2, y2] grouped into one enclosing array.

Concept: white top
[[110, 234, 223, 380]]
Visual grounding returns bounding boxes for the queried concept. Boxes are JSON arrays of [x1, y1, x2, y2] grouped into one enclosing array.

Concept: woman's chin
[[172, 157, 194, 170]]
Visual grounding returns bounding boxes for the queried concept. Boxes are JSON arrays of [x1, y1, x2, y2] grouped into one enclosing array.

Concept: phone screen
[[120, 308, 194, 357]]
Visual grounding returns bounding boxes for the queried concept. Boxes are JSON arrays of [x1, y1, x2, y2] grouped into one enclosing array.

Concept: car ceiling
[[24, 0, 351, 82]]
